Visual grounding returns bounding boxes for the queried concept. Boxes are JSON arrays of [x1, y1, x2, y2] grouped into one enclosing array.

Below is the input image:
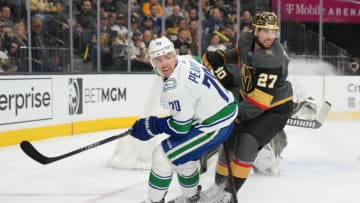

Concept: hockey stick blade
[[286, 101, 331, 129], [20, 141, 52, 164], [20, 130, 130, 165]]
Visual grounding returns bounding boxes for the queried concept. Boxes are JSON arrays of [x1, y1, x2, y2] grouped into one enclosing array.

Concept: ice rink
[[1, 120, 360, 203]]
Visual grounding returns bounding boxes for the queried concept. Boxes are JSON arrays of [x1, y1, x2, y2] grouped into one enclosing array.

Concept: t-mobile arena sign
[[273, 0, 360, 23]]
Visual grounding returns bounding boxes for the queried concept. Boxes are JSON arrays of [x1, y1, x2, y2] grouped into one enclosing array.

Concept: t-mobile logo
[[285, 3, 295, 14], [69, 78, 83, 115]]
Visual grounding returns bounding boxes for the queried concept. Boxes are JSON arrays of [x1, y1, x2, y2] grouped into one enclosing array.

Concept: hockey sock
[[215, 172, 228, 185], [215, 160, 229, 184], [227, 159, 252, 192], [224, 177, 247, 193]]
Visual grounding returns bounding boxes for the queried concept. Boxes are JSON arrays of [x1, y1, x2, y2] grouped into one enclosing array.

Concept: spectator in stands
[[115, 0, 129, 18], [129, 17, 140, 39], [141, 15, 155, 35], [190, 31, 200, 56], [187, 7, 199, 23], [116, 0, 142, 26], [346, 57, 360, 75], [173, 28, 192, 55], [100, 0, 117, 21], [241, 9, 252, 29], [165, 4, 182, 30], [111, 14, 128, 44], [0, 24, 18, 62], [99, 13, 112, 34], [142, 0, 163, 17], [164, 0, 175, 18], [178, 0, 196, 19], [207, 33, 226, 52], [223, 24, 236, 48], [75, 0, 96, 56], [0, 5, 14, 28], [12, 22, 27, 72], [128, 30, 152, 71], [203, 7, 224, 35], [13, 22, 27, 47], [108, 30, 127, 71], [87, 13, 113, 68], [131, 1, 144, 24], [211, 0, 227, 17], [142, 29, 153, 48], [0, 0, 23, 22], [226, 10, 238, 31], [240, 23, 252, 34], [149, 4, 162, 38], [75, 0, 96, 32], [187, 19, 198, 38], [31, 15, 60, 72], [90, 31, 113, 71], [178, 17, 190, 39]]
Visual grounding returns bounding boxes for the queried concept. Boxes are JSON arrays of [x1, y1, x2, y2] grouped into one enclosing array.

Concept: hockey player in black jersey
[[200, 11, 294, 202]]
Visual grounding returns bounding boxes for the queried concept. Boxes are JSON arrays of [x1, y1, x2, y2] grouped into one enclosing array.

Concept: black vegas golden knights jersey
[[223, 32, 293, 121]]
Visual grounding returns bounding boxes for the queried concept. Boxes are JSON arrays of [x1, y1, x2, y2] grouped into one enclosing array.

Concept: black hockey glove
[[201, 50, 227, 71], [131, 116, 162, 141]]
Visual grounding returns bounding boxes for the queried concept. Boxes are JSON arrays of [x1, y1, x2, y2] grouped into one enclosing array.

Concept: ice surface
[[1, 121, 360, 203]]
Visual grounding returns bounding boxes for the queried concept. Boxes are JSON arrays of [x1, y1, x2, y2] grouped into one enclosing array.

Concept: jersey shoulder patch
[[164, 78, 177, 91]]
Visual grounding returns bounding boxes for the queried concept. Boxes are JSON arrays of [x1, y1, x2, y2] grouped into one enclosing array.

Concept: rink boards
[[0, 74, 359, 146]]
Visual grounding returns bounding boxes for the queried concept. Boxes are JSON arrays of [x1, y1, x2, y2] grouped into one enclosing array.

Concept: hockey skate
[[198, 189, 232, 203], [196, 182, 226, 203], [167, 185, 202, 203]]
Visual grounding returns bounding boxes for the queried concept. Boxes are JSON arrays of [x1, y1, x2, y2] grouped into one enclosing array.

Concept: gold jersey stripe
[[246, 88, 274, 109]]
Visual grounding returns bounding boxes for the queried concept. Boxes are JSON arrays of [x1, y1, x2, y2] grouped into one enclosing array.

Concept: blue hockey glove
[[131, 116, 162, 141]]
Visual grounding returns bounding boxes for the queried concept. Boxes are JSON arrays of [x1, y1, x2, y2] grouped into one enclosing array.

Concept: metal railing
[[280, 19, 349, 70], [17, 47, 70, 72]]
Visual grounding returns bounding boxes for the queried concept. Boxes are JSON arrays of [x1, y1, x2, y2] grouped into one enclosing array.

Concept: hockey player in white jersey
[[130, 36, 238, 203]]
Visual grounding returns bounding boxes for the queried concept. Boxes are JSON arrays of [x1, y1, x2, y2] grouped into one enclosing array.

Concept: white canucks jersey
[[159, 55, 238, 136]]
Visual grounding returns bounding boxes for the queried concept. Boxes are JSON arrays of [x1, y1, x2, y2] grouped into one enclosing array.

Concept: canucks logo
[[69, 78, 83, 115], [164, 78, 176, 91]]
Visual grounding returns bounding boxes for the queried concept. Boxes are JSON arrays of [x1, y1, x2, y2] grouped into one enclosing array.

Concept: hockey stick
[[222, 142, 238, 203], [286, 101, 331, 129], [20, 130, 130, 165]]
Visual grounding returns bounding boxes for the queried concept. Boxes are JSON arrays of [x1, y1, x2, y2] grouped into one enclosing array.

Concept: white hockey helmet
[[149, 36, 175, 67]]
